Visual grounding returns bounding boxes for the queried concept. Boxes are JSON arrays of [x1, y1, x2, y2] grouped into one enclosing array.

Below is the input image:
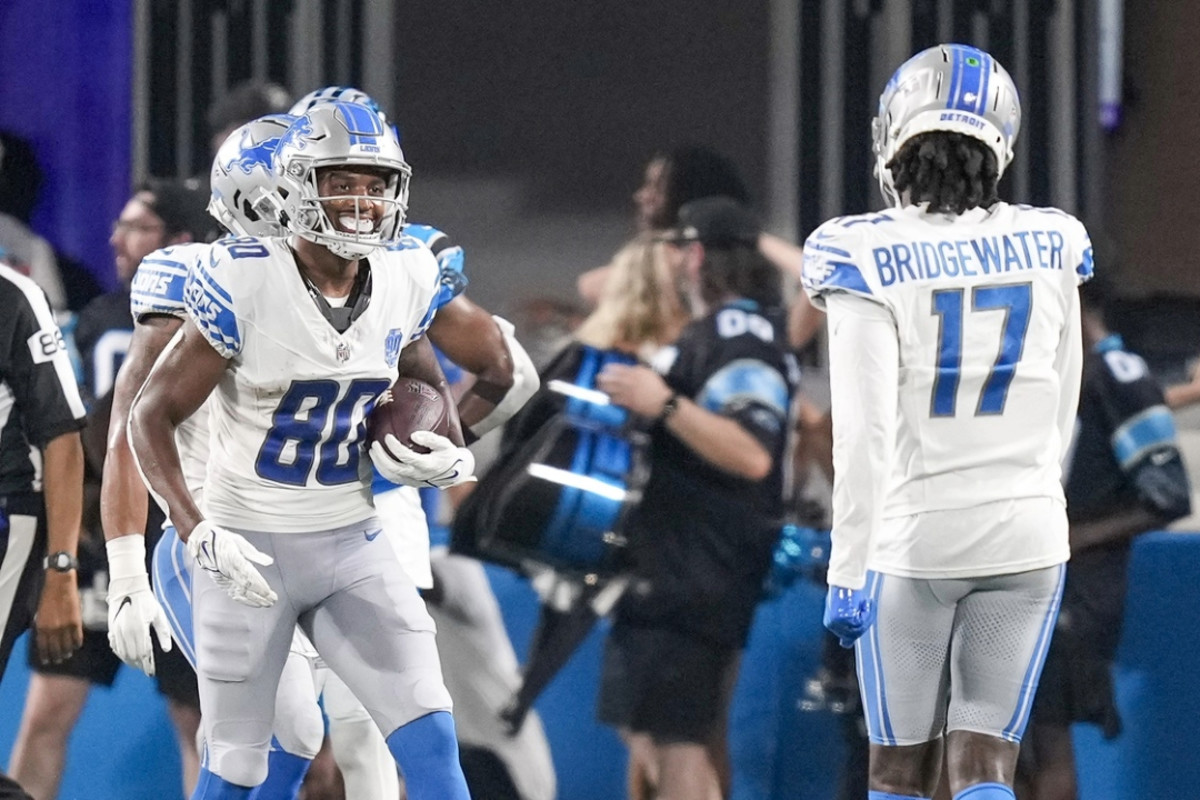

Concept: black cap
[[663, 196, 760, 248], [139, 178, 213, 240]]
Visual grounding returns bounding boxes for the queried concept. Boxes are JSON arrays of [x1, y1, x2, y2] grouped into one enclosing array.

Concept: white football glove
[[187, 520, 277, 608], [106, 535, 173, 676], [369, 430, 476, 489]]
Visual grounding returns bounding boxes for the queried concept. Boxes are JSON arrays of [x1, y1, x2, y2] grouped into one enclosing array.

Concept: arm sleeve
[[131, 244, 201, 322], [1054, 286, 1084, 468], [824, 292, 899, 590], [7, 285, 87, 445]]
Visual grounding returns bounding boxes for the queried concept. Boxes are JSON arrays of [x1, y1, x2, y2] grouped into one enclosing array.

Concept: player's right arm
[[824, 294, 900, 590], [128, 322, 225, 537], [129, 320, 276, 607], [802, 218, 893, 645], [129, 244, 276, 608]]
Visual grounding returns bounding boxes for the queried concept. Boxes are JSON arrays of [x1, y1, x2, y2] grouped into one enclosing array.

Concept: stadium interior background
[[1, 0, 1198, 797]]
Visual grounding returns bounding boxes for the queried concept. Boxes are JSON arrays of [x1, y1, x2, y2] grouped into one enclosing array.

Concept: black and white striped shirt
[[0, 265, 86, 495]]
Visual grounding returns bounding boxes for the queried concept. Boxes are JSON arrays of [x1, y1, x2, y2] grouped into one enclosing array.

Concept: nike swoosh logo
[[364, 529, 381, 542], [114, 596, 133, 619]]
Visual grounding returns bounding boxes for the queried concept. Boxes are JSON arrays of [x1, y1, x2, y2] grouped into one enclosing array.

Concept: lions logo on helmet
[[273, 102, 410, 260], [872, 43, 1021, 207], [209, 113, 295, 237]]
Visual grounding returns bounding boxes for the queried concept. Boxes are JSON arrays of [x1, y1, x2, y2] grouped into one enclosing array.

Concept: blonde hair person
[[574, 235, 689, 360]]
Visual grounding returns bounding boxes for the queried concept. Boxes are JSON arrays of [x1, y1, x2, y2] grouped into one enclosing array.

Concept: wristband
[[106, 535, 148, 582], [658, 393, 682, 423]]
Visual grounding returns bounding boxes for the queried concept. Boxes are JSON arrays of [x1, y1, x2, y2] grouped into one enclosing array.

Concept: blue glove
[[823, 585, 876, 648]]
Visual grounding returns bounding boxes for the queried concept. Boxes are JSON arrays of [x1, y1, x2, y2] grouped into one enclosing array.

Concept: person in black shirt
[[1018, 278, 1192, 800], [0, 263, 86, 800], [594, 197, 798, 800]]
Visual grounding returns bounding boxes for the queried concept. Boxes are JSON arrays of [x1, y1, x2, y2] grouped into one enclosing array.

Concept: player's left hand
[[370, 431, 476, 489], [596, 363, 673, 417], [823, 584, 876, 648], [187, 521, 278, 608]]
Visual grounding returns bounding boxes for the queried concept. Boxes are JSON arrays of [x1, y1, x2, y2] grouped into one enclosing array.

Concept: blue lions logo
[[224, 129, 283, 175], [384, 328, 405, 368]]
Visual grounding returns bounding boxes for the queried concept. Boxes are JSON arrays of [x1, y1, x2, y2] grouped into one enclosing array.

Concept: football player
[[101, 113, 333, 799], [108, 102, 542, 800], [286, 88, 550, 800], [127, 103, 474, 800], [802, 44, 1091, 800]]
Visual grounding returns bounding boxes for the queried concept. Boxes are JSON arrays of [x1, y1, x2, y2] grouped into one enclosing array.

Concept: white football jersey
[[184, 236, 439, 533], [804, 202, 1091, 585], [130, 242, 214, 505]]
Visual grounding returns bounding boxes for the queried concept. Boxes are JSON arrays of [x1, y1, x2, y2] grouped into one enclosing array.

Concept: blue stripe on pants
[[152, 526, 197, 667]]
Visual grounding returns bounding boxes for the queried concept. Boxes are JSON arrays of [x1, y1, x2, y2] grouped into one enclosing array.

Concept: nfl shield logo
[[336, 342, 351, 363], [384, 328, 404, 368]]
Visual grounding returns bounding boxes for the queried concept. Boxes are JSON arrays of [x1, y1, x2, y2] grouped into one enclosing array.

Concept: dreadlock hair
[[699, 244, 782, 311], [887, 131, 1000, 214]]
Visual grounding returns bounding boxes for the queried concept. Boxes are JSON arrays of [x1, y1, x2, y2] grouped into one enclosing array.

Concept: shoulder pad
[[801, 216, 883, 307], [130, 242, 210, 321], [182, 243, 255, 358], [1014, 206, 1093, 283]]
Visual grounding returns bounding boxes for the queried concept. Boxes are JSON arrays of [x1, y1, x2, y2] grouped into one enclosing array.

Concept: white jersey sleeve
[[183, 240, 259, 359], [130, 243, 213, 322], [807, 203, 1091, 579], [802, 214, 894, 310], [824, 292, 899, 590]]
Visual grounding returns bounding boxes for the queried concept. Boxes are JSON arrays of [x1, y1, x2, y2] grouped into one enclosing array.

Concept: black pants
[[0, 495, 46, 680], [0, 496, 43, 800]]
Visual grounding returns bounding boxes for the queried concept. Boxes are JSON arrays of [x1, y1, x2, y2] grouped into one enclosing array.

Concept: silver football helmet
[[273, 102, 410, 259], [290, 85, 386, 120], [208, 113, 295, 237], [872, 43, 1021, 207]]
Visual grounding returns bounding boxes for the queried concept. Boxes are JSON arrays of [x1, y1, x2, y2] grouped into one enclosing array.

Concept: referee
[[0, 259, 86, 799]]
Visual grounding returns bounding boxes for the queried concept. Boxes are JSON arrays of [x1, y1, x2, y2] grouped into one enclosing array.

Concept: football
[[366, 377, 453, 456]]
